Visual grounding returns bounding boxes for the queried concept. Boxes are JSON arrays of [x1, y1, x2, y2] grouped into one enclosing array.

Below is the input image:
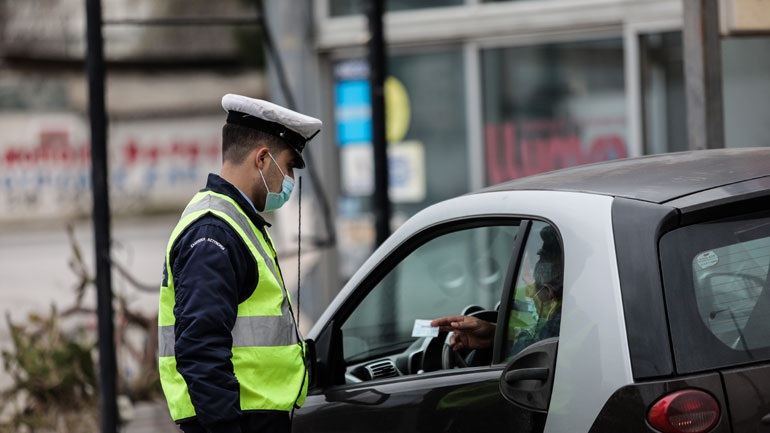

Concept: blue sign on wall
[[335, 79, 371, 146]]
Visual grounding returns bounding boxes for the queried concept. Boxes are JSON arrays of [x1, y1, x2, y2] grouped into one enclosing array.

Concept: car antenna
[[296, 175, 302, 332]]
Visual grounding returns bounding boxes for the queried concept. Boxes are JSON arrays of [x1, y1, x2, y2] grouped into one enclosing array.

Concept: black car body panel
[[587, 373, 731, 433], [722, 363, 770, 433], [611, 198, 678, 379], [295, 368, 546, 433]]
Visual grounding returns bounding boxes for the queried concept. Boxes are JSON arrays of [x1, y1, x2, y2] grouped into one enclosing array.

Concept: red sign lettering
[[485, 119, 627, 184]]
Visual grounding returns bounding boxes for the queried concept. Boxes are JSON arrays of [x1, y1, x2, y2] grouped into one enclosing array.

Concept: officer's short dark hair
[[222, 123, 287, 164]]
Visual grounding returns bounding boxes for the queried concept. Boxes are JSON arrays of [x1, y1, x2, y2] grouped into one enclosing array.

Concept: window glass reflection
[[722, 37, 770, 149], [482, 38, 626, 184], [640, 32, 687, 155], [334, 49, 467, 279], [505, 222, 563, 359], [341, 224, 520, 364]]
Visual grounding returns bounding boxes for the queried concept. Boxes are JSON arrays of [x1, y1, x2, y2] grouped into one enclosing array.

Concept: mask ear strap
[[258, 165, 271, 192], [267, 152, 287, 178]]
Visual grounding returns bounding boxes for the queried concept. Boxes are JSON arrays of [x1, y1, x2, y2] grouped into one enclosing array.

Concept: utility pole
[[368, 0, 391, 247], [682, 0, 725, 150], [84, 0, 118, 432]]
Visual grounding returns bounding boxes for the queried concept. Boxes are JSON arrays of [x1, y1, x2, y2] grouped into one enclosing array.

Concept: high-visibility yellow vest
[[158, 190, 307, 422]]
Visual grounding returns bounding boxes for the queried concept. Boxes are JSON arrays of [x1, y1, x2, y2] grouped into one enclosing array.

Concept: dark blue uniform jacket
[[162, 173, 284, 433]]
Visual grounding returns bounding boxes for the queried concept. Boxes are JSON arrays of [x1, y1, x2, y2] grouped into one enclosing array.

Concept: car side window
[[660, 209, 770, 373], [692, 237, 770, 350], [502, 221, 564, 360], [339, 222, 521, 379]]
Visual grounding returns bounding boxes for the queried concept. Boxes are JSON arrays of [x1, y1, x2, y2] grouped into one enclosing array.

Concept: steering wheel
[[441, 332, 470, 369], [440, 309, 498, 370]]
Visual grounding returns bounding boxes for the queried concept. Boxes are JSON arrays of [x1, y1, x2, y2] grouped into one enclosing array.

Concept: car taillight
[[647, 389, 720, 433]]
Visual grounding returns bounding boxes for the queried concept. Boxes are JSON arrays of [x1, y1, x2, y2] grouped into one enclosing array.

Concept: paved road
[[123, 400, 179, 433]]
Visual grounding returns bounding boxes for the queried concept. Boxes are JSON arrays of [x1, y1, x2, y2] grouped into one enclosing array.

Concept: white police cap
[[222, 94, 322, 168]]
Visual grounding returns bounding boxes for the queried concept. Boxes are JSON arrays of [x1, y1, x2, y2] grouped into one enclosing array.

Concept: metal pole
[[85, 0, 118, 432], [683, 0, 725, 150], [368, 0, 391, 247]]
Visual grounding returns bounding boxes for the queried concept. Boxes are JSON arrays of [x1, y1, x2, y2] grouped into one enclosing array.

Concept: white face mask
[[259, 152, 294, 211]]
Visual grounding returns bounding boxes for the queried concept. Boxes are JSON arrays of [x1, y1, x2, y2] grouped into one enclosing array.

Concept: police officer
[[158, 94, 322, 433]]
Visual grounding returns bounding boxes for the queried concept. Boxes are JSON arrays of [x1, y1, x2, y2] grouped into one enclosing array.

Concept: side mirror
[[307, 321, 345, 390], [499, 337, 558, 413], [304, 337, 316, 387]]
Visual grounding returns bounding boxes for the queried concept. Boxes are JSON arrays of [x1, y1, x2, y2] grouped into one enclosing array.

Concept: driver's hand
[[430, 315, 496, 351]]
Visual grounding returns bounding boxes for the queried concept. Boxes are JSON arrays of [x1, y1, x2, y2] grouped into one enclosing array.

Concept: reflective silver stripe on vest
[[156, 193, 300, 358], [159, 323, 175, 358], [158, 315, 299, 357], [231, 314, 299, 348]]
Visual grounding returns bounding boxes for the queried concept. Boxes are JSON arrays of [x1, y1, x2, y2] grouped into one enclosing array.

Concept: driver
[[431, 225, 563, 358]]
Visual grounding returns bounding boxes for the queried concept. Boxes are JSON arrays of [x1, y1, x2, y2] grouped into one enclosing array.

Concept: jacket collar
[[203, 173, 271, 229]]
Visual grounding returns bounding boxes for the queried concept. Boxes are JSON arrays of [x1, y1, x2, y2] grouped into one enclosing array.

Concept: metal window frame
[[624, 9, 684, 157], [315, 0, 680, 49], [314, 0, 684, 186]]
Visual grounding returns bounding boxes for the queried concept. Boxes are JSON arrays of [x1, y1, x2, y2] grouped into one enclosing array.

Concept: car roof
[[479, 148, 770, 204]]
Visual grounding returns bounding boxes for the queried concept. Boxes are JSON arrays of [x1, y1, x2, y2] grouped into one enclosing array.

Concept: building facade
[[309, 0, 770, 281], [0, 0, 264, 224]]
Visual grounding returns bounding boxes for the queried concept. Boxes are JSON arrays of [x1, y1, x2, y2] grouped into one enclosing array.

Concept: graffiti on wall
[[485, 118, 627, 184], [0, 115, 222, 222]]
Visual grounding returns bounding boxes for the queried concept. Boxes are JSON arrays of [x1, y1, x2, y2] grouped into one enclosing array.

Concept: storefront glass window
[[640, 32, 687, 154], [330, 0, 463, 16], [481, 38, 626, 184], [722, 37, 770, 148], [639, 34, 770, 152], [334, 49, 467, 278]]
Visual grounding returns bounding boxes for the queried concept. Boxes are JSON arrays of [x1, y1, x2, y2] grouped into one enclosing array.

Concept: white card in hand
[[412, 319, 439, 338]]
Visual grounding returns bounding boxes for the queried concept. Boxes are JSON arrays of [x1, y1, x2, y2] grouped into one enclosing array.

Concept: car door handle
[[504, 367, 549, 383]]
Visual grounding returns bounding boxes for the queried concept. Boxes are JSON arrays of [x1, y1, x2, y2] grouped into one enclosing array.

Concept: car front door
[[293, 219, 563, 433]]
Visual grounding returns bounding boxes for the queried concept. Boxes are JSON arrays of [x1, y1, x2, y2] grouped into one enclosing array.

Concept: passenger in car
[[431, 225, 563, 359]]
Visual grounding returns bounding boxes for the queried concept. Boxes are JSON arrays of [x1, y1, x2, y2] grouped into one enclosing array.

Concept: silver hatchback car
[[293, 148, 770, 433]]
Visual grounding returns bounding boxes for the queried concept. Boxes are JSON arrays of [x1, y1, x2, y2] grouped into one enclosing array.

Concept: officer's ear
[[254, 147, 271, 170]]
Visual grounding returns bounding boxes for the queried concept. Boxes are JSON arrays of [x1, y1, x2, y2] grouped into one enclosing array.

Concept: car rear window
[[660, 209, 770, 373]]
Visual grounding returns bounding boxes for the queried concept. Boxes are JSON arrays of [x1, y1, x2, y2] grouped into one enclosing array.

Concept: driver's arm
[[430, 315, 496, 351]]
